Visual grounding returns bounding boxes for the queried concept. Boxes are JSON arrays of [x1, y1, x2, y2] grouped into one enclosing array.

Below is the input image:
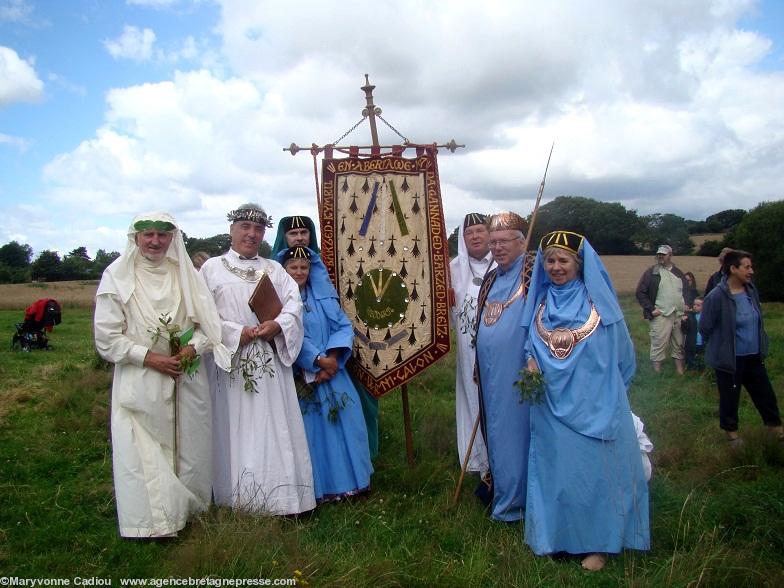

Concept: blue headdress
[[521, 230, 624, 328], [276, 246, 337, 300]]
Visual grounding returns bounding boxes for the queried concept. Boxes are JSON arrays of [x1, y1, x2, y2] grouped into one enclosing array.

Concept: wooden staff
[[452, 142, 554, 506], [173, 376, 180, 477]]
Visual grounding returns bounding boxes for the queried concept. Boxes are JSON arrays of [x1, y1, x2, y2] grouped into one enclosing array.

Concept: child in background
[[691, 297, 705, 370], [686, 296, 705, 371]]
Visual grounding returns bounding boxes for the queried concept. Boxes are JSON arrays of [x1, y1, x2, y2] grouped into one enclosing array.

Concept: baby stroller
[[12, 298, 62, 351]]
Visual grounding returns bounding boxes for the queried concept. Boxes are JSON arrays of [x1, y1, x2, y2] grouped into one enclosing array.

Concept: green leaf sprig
[[148, 313, 201, 377], [515, 368, 546, 404]]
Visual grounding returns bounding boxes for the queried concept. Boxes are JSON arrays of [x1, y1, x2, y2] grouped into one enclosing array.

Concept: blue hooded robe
[[278, 247, 373, 501], [273, 219, 380, 460], [520, 237, 650, 555]]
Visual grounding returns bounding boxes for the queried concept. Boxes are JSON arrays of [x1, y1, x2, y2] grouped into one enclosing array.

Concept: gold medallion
[[483, 301, 504, 326]]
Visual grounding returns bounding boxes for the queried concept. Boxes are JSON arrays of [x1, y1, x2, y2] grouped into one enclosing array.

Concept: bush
[[732, 200, 784, 301], [697, 240, 723, 257]]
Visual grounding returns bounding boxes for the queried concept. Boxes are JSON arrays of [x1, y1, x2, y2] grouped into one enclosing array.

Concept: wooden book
[[248, 272, 283, 323]]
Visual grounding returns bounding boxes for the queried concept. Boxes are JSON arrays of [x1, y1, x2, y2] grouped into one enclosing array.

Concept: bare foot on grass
[[581, 553, 607, 571]]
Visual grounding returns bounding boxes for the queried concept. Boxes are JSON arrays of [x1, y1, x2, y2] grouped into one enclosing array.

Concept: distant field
[[690, 233, 724, 248], [602, 255, 716, 294], [0, 256, 718, 310], [0, 280, 99, 310]]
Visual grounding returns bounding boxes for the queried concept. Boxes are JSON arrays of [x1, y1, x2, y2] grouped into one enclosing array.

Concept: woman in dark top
[[699, 250, 783, 446]]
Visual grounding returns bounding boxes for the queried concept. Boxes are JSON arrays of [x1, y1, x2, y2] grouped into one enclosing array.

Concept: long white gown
[[201, 249, 316, 515], [95, 258, 212, 537], [449, 227, 492, 475]]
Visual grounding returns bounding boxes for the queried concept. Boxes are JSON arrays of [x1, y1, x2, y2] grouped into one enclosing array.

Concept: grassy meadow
[[1, 270, 784, 586]]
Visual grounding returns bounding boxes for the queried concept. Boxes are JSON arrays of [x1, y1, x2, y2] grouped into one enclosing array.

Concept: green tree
[[636, 213, 693, 255], [448, 226, 459, 258], [184, 232, 273, 259], [30, 250, 64, 282], [183, 232, 232, 257], [258, 240, 272, 259], [530, 196, 642, 254], [696, 240, 724, 257], [705, 209, 746, 233], [731, 200, 784, 301], [91, 249, 121, 278], [685, 219, 709, 234], [0, 240, 32, 283], [0, 263, 29, 283], [0, 241, 33, 268], [62, 247, 92, 280]]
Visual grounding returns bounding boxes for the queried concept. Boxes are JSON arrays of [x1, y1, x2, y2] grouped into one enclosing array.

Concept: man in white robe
[[95, 212, 231, 538], [450, 213, 493, 476], [201, 204, 316, 515]]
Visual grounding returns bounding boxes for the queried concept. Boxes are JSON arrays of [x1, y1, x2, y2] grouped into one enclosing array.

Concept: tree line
[[446, 197, 748, 257], [2, 197, 781, 300], [443, 197, 780, 301], [0, 244, 121, 284], [0, 232, 269, 284]]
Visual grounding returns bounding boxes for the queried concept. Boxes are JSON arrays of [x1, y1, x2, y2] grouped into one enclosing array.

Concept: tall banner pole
[[288, 76, 462, 469], [360, 77, 416, 467]]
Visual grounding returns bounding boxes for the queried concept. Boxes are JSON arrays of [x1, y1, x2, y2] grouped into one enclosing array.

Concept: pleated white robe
[[201, 250, 316, 515]]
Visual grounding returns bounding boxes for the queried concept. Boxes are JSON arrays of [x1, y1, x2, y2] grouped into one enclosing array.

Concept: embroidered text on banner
[[320, 149, 450, 397]]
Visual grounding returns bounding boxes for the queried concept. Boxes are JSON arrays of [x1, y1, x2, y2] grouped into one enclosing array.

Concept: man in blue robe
[[475, 211, 533, 522]]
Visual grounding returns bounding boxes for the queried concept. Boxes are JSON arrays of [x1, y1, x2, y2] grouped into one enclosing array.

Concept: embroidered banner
[[320, 149, 451, 397]]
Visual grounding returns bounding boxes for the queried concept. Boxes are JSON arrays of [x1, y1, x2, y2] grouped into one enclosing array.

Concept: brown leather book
[[248, 272, 283, 323]]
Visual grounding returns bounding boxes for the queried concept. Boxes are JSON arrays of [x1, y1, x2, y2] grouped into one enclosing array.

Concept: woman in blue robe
[[521, 231, 650, 571], [279, 246, 373, 502]]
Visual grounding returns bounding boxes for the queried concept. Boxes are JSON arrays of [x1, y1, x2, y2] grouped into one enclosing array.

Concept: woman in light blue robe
[[521, 231, 650, 570], [279, 246, 373, 502]]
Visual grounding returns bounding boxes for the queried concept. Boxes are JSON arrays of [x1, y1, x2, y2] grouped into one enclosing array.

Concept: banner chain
[[332, 116, 367, 146], [377, 114, 409, 143]]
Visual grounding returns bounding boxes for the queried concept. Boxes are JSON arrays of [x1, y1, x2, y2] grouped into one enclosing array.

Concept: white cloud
[[0, 0, 33, 23], [0, 132, 30, 151], [0, 46, 43, 106], [155, 35, 204, 65], [47, 72, 86, 96], [104, 25, 157, 61], [40, 69, 315, 242], [18, 0, 784, 255], [161, 35, 198, 62], [105, 26, 205, 66], [210, 0, 784, 221]]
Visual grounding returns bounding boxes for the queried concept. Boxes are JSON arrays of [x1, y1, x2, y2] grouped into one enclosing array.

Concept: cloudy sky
[[1, 0, 783, 257]]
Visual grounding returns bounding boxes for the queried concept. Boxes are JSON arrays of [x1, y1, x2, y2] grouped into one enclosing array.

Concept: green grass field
[[1, 297, 783, 586]]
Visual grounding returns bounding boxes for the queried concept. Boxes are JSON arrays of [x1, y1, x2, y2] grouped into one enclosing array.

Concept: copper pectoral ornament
[[483, 301, 504, 326], [535, 302, 600, 359]]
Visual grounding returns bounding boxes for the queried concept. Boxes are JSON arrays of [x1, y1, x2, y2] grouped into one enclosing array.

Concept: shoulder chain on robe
[[535, 301, 601, 360], [221, 257, 264, 283]]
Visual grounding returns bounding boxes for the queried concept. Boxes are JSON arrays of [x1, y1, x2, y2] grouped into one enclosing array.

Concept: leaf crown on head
[[227, 207, 273, 228]]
